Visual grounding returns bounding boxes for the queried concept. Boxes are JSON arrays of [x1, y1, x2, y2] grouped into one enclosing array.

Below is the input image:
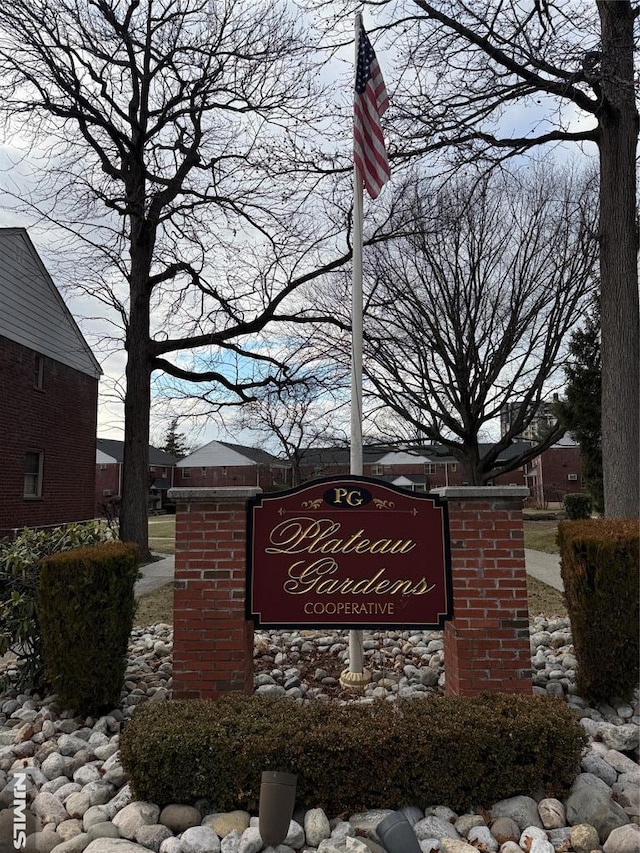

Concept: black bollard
[[258, 770, 297, 847], [376, 810, 422, 852]]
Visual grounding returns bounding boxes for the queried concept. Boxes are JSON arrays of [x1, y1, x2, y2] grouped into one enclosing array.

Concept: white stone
[[112, 802, 161, 841], [603, 824, 640, 853], [32, 791, 69, 827], [180, 825, 221, 853], [519, 826, 549, 849], [538, 799, 566, 830], [305, 808, 331, 847], [66, 792, 92, 819]]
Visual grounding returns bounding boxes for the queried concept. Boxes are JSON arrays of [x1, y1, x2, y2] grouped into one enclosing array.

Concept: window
[[450, 464, 457, 472], [102, 489, 112, 496], [201, 467, 207, 477], [24, 451, 43, 497], [372, 464, 384, 475], [567, 473, 578, 481], [34, 354, 44, 389], [424, 463, 436, 475], [182, 468, 190, 479], [97, 464, 108, 470]]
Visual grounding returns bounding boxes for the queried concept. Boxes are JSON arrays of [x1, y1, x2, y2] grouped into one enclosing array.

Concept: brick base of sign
[[168, 487, 259, 699], [169, 485, 531, 700], [432, 487, 532, 696]]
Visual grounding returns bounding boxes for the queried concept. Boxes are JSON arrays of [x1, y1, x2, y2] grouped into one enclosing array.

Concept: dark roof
[[97, 438, 177, 466], [218, 441, 286, 466], [299, 441, 534, 467]]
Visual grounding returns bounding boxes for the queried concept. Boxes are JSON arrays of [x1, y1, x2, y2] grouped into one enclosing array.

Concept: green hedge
[[562, 493, 592, 520], [0, 521, 114, 691], [120, 694, 586, 814], [559, 519, 639, 702], [37, 541, 139, 715]]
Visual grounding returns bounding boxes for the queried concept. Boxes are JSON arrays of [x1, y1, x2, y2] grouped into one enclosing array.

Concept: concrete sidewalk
[[134, 550, 563, 597], [135, 554, 175, 597], [524, 549, 563, 591]]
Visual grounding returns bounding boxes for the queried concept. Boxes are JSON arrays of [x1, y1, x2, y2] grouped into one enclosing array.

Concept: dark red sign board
[[247, 476, 453, 629]]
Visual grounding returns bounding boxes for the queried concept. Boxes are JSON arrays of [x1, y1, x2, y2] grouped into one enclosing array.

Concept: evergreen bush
[[559, 519, 639, 702], [562, 493, 592, 520], [120, 693, 586, 814], [0, 521, 113, 690], [37, 541, 139, 714]]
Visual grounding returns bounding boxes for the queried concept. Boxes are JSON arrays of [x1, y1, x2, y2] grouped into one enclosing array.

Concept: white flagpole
[[342, 11, 367, 687]]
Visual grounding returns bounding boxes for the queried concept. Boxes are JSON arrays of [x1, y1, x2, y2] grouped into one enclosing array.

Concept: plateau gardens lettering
[[247, 477, 452, 628]]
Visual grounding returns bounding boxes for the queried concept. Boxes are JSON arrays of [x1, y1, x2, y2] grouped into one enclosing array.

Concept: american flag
[[354, 18, 390, 200]]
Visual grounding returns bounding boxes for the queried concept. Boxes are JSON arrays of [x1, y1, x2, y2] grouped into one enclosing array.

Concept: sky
[[0, 0, 602, 452]]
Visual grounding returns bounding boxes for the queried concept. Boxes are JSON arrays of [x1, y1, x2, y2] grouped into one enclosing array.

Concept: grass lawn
[[523, 520, 559, 554], [148, 516, 175, 554]]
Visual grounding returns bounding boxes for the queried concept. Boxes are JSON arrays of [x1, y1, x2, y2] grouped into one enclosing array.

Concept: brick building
[[298, 444, 532, 491], [524, 438, 584, 507], [95, 438, 177, 514], [0, 228, 102, 538], [175, 440, 289, 491]]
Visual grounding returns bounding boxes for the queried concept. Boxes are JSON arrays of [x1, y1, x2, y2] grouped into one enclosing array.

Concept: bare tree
[[0, 0, 354, 554], [235, 386, 348, 487], [312, 0, 639, 516], [321, 167, 598, 484]]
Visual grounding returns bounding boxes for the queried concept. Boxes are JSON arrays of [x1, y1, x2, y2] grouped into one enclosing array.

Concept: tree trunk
[[119, 256, 153, 559], [596, 1, 640, 518]]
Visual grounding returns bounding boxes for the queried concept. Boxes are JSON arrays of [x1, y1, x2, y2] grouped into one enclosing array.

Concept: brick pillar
[[432, 487, 532, 697], [167, 486, 259, 699]]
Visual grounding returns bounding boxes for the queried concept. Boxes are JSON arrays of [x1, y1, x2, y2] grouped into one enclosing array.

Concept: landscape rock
[[601, 725, 640, 753], [415, 817, 461, 841], [538, 799, 566, 830], [133, 824, 173, 852], [179, 825, 221, 853], [602, 824, 640, 853], [158, 806, 201, 834], [570, 823, 601, 853], [347, 810, 394, 840], [32, 791, 69, 827], [57, 820, 84, 841], [491, 798, 543, 831], [24, 829, 62, 853], [305, 807, 331, 846], [201, 812, 250, 838], [112, 804, 161, 841], [440, 839, 479, 853], [490, 818, 521, 845], [455, 815, 486, 836], [467, 825, 498, 851], [49, 836, 90, 853], [84, 841, 152, 853], [87, 824, 122, 842], [566, 785, 630, 842]]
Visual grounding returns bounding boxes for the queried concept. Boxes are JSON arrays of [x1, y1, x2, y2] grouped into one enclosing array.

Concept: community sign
[[247, 476, 453, 629]]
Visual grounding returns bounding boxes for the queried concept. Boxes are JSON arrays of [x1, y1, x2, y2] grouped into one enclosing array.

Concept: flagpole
[[341, 11, 369, 689]]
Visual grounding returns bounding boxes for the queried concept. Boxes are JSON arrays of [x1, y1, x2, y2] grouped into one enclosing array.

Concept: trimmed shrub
[[563, 493, 592, 520], [120, 694, 586, 814], [37, 541, 139, 714], [559, 519, 639, 702], [0, 521, 113, 690]]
